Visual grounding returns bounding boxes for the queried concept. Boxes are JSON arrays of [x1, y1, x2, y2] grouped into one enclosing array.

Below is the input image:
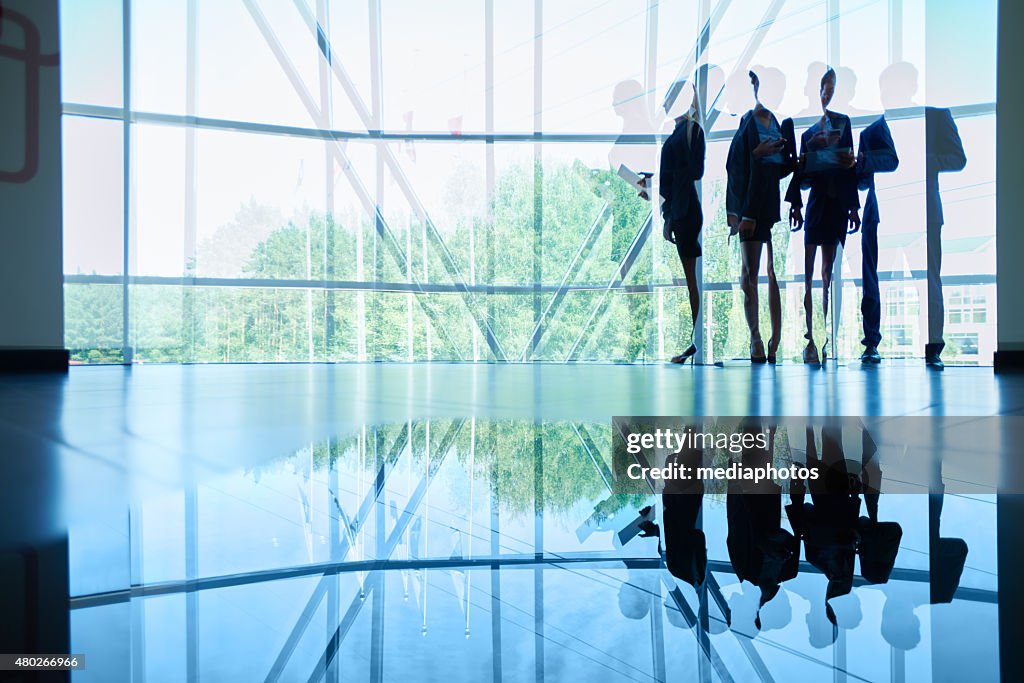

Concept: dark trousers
[[925, 219, 945, 356], [861, 220, 881, 348]]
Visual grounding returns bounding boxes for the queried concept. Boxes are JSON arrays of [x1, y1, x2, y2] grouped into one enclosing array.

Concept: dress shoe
[[925, 352, 944, 370], [860, 346, 881, 364]]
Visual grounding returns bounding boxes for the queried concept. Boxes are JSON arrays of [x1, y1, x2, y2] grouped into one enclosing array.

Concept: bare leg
[[765, 240, 781, 355], [741, 241, 764, 346], [681, 256, 700, 344], [804, 245, 818, 344], [821, 244, 837, 359]]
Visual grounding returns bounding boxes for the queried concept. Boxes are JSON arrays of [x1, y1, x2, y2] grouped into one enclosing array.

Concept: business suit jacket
[[786, 111, 860, 221], [856, 116, 900, 225], [726, 110, 797, 225], [659, 117, 706, 225]]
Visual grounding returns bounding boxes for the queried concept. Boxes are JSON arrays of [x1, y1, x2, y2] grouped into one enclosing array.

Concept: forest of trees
[[66, 155, 882, 365]]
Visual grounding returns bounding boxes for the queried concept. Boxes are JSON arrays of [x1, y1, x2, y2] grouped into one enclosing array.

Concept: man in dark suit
[[856, 116, 900, 363]]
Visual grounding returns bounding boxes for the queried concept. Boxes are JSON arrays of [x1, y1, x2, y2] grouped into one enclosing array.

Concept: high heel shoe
[[750, 339, 767, 364], [802, 341, 820, 366], [766, 337, 779, 365], [670, 344, 698, 364]]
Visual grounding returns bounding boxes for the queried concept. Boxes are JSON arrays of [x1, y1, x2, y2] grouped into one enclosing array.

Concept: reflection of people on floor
[[662, 440, 707, 588], [855, 109, 900, 363], [788, 423, 904, 637], [725, 68, 797, 363], [787, 67, 860, 366], [659, 79, 706, 364], [726, 422, 799, 631], [787, 425, 860, 627], [929, 489, 969, 603], [856, 428, 902, 586], [618, 566, 660, 620]]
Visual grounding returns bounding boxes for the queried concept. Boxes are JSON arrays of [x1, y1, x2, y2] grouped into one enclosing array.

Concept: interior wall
[[997, 0, 1024, 359], [0, 0, 64, 351]]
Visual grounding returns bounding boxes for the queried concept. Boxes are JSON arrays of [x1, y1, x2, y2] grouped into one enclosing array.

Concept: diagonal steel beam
[[572, 423, 615, 493], [305, 573, 380, 683], [264, 424, 411, 683], [519, 204, 611, 361], [564, 212, 654, 361], [662, 0, 733, 115], [267, 420, 467, 682], [241, 0, 465, 358], [290, 0, 509, 361]]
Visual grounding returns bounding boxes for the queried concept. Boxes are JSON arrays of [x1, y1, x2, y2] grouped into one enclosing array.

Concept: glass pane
[[132, 0, 185, 114], [381, 0, 485, 133], [64, 283, 123, 364], [542, 0, 649, 133], [63, 116, 123, 276], [60, 0, 122, 107]]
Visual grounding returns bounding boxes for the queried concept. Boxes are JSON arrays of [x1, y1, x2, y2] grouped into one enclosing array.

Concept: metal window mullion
[[644, 0, 658, 363], [318, 0, 335, 360], [485, 0, 496, 364], [695, 0, 711, 364], [121, 0, 132, 364], [531, 0, 543, 361], [369, 0, 384, 363], [184, 0, 198, 362], [889, 0, 903, 64]]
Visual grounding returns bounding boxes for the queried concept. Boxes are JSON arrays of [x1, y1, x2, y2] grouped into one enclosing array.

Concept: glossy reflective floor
[[2, 363, 1023, 682]]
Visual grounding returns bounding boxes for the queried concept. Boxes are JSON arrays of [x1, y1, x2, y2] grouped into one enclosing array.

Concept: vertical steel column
[[533, 417, 544, 682], [530, 0, 544, 360], [121, 0, 132, 363], [128, 505, 145, 682], [489, 435, 503, 682], [827, 0, 842, 361], [888, 0, 903, 64], [369, 0, 384, 362], [183, 0, 198, 362], [317, 1, 334, 360], [485, 0, 496, 364], [185, 482, 199, 681], [696, 0, 711, 364], [644, 0, 659, 362], [371, 429, 385, 683]]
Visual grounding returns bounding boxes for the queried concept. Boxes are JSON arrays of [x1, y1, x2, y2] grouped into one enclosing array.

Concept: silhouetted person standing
[[659, 81, 706, 363], [856, 111, 900, 362], [788, 67, 860, 365], [726, 68, 796, 363]]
